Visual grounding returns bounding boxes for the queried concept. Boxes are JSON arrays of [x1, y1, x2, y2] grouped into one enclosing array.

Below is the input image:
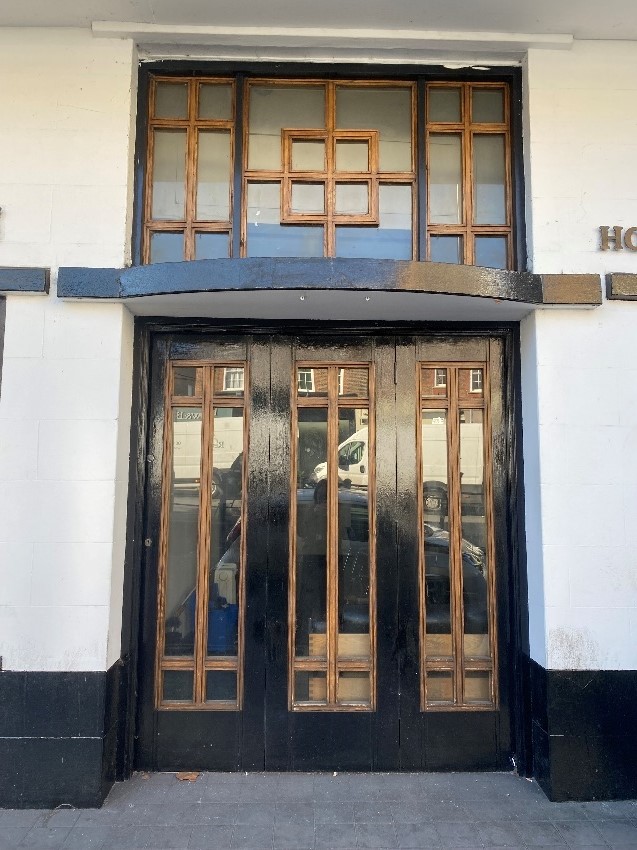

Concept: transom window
[[143, 76, 514, 268]]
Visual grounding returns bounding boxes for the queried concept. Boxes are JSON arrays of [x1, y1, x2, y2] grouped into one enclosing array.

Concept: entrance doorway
[[136, 331, 515, 771]]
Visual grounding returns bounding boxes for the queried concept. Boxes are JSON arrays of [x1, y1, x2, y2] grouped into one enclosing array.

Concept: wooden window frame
[[155, 360, 249, 710], [288, 363, 376, 711], [417, 362, 499, 711], [425, 82, 513, 268]]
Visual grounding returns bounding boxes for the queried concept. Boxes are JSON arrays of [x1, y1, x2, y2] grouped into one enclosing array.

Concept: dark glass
[[173, 367, 201, 397], [430, 235, 462, 264], [163, 670, 194, 702], [474, 236, 508, 269], [163, 407, 202, 657], [294, 671, 327, 703], [296, 408, 328, 657], [337, 671, 371, 704], [155, 82, 188, 119], [195, 232, 229, 260], [206, 670, 238, 702], [428, 87, 461, 123], [150, 232, 184, 264]]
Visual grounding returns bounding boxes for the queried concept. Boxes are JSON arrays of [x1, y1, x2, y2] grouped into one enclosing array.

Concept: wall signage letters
[[599, 226, 637, 251]]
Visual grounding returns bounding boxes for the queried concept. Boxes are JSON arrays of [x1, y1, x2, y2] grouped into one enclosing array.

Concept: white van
[[310, 426, 369, 489]]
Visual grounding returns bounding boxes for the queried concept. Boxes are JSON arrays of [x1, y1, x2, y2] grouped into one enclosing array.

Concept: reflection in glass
[[291, 182, 325, 214], [207, 406, 244, 658], [295, 671, 327, 703], [155, 82, 188, 119], [297, 367, 327, 398], [198, 83, 233, 120], [164, 408, 202, 657], [337, 672, 371, 704], [335, 185, 411, 259], [163, 670, 193, 702], [291, 140, 326, 171], [428, 87, 461, 123], [474, 236, 508, 270], [196, 131, 231, 220], [473, 135, 506, 224], [246, 183, 324, 257], [150, 232, 184, 263], [459, 408, 489, 659], [335, 87, 412, 171], [206, 670, 238, 702], [464, 670, 491, 702], [338, 368, 369, 399], [335, 140, 369, 172], [216, 366, 244, 397], [459, 368, 483, 400], [427, 670, 453, 703], [173, 367, 201, 397], [151, 130, 187, 220], [472, 89, 504, 123], [296, 408, 328, 657], [430, 235, 462, 264], [248, 86, 325, 170], [195, 232, 229, 260], [429, 134, 462, 224], [421, 367, 447, 398], [335, 183, 369, 216]]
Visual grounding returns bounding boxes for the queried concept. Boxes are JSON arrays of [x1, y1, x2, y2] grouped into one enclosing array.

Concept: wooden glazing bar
[[447, 367, 465, 705], [326, 366, 339, 704], [287, 371, 298, 708]]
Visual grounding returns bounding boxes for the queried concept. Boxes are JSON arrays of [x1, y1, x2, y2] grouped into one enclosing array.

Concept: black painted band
[[0, 267, 50, 294]]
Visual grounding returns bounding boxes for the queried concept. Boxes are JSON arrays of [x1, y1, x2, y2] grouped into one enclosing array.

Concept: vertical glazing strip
[[368, 363, 377, 709], [232, 75, 244, 259], [447, 366, 465, 704], [327, 365, 339, 704], [288, 369, 298, 706], [484, 348, 498, 704], [237, 362, 249, 708]]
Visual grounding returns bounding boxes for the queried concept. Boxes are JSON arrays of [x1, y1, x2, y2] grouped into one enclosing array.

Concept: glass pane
[[208, 406, 244, 658], [246, 183, 324, 257], [474, 236, 508, 269], [294, 671, 327, 703], [337, 672, 371, 704], [195, 232, 229, 260], [421, 367, 447, 398], [291, 140, 326, 171], [459, 368, 484, 400], [426, 670, 453, 703], [164, 408, 202, 657], [473, 135, 506, 224], [214, 366, 244, 397], [198, 83, 233, 120], [248, 85, 325, 171], [472, 89, 504, 123], [173, 366, 201, 397], [296, 408, 328, 656], [459, 408, 489, 658], [335, 140, 369, 172], [151, 130, 187, 220], [428, 87, 461, 123], [155, 82, 188, 119], [430, 235, 462, 264], [206, 670, 238, 702], [335, 185, 412, 259], [196, 131, 231, 221], [163, 670, 193, 702], [335, 183, 369, 216], [297, 367, 327, 398], [335, 87, 412, 171], [150, 232, 184, 263], [464, 670, 492, 703], [422, 409, 451, 658], [338, 368, 369, 399], [429, 134, 462, 224], [291, 182, 325, 214], [337, 407, 370, 660]]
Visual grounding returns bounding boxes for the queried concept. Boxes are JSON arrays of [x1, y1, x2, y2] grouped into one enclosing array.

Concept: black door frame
[[116, 319, 530, 777]]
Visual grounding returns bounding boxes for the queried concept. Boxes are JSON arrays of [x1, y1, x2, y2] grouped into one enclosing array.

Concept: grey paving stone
[[0, 827, 31, 849], [0, 811, 45, 828], [353, 803, 394, 823], [234, 803, 277, 826], [593, 818, 637, 845], [390, 801, 431, 824], [273, 820, 315, 849], [39, 811, 80, 830], [475, 821, 523, 847], [19, 828, 72, 849], [425, 802, 467, 822], [461, 802, 515, 823], [434, 820, 483, 848], [315, 803, 356, 824], [274, 801, 314, 824], [315, 822, 358, 849], [188, 824, 234, 849], [60, 825, 113, 849], [513, 820, 566, 846], [232, 824, 274, 848], [582, 801, 637, 820], [99, 825, 145, 849], [554, 819, 606, 846], [134, 826, 192, 848], [394, 821, 441, 849], [355, 822, 397, 848]]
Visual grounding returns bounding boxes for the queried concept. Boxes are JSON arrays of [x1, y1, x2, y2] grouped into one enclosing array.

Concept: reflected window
[[223, 367, 244, 392]]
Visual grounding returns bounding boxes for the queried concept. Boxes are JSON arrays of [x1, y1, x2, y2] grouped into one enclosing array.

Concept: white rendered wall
[[0, 29, 137, 671], [522, 42, 637, 670]]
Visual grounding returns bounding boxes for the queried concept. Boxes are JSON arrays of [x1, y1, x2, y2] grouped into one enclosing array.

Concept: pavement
[[1, 772, 637, 849]]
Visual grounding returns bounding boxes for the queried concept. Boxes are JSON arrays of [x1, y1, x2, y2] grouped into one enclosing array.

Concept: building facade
[[0, 4, 636, 807]]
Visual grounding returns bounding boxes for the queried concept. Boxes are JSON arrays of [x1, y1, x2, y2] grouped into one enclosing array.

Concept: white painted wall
[[0, 29, 137, 671], [522, 41, 637, 670]]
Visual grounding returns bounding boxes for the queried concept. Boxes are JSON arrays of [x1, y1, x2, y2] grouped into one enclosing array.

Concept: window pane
[[297, 367, 327, 398], [294, 671, 327, 703], [150, 232, 184, 263], [195, 232, 229, 260], [163, 670, 194, 702], [296, 408, 328, 657], [248, 85, 325, 171], [459, 368, 483, 400], [472, 89, 504, 123], [335, 185, 411, 259], [155, 82, 188, 119], [421, 367, 447, 398], [335, 140, 369, 172], [215, 366, 244, 396], [464, 670, 492, 703], [429, 134, 462, 224], [428, 87, 461, 123], [338, 368, 369, 399], [474, 236, 508, 269], [426, 670, 453, 703], [335, 87, 412, 171], [291, 140, 326, 171], [337, 671, 371, 704], [173, 367, 201, 397], [473, 135, 506, 224], [164, 407, 202, 657], [430, 235, 462, 264], [246, 183, 324, 257], [206, 670, 238, 702], [196, 130, 231, 221], [152, 130, 187, 220], [198, 83, 233, 120], [291, 182, 325, 214], [335, 183, 369, 216]]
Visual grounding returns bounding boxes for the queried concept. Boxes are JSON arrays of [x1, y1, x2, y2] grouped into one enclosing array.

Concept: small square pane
[[335, 140, 369, 172], [291, 182, 325, 214], [294, 671, 327, 703], [335, 185, 412, 260], [460, 368, 484, 397], [338, 368, 369, 398], [335, 183, 369, 216], [430, 235, 462, 264], [150, 232, 184, 263], [474, 236, 508, 269], [472, 88, 504, 123], [155, 82, 188, 119], [337, 671, 371, 704], [464, 670, 492, 703], [291, 140, 326, 171], [421, 366, 448, 397], [426, 670, 453, 703], [198, 83, 233, 120], [215, 366, 244, 397], [173, 367, 201, 397], [195, 232, 229, 260], [428, 87, 461, 123], [163, 670, 193, 702], [297, 367, 327, 397], [206, 670, 237, 702], [246, 183, 324, 258]]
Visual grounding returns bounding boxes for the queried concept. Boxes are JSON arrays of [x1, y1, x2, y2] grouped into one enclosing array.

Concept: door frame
[[115, 319, 531, 777]]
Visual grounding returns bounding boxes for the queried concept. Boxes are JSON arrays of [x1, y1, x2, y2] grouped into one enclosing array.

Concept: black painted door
[[136, 330, 514, 772]]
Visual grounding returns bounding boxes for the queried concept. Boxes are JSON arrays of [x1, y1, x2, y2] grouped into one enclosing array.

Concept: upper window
[[143, 76, 513, 269]]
